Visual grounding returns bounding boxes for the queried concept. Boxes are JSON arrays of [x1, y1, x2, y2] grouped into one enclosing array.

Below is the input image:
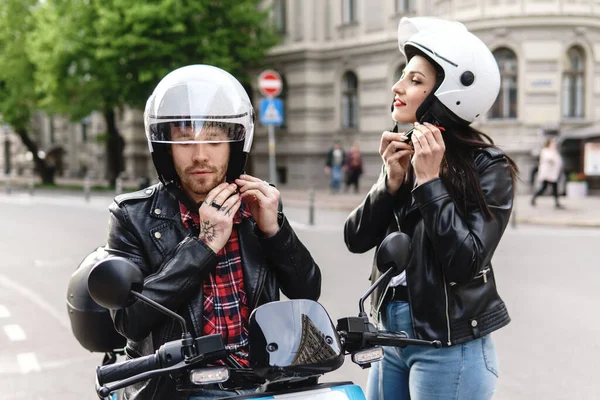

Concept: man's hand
[[235, 174, 280, 237], [198, 183, 241, 254], [379, 130, 414, 194], [411, 122, 446, 186]]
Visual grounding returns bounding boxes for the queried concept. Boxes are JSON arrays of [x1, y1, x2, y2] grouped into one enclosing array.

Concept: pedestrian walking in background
[[325, 139, 345, 193], [531, 137, 564, 209], [344, 141, 363, 193]]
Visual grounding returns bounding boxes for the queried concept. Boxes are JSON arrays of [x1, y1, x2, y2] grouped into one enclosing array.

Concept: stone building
[[251, 0, 600, 191], [3, 0, 600, 192]]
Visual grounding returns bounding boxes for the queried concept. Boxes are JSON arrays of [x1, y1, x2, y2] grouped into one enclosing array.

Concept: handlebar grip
[[97, 354, 160, 385]]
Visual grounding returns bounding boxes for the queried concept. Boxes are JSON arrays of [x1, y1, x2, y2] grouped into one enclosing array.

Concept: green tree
[[28, 0, 278, 186], [0, 0, 56, 184]]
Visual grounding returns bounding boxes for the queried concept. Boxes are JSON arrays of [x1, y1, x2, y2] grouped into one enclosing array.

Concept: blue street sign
[[259, 98, 284, 125]]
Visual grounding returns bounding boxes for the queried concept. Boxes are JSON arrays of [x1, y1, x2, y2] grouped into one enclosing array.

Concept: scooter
[[87, 232, 441, 399]]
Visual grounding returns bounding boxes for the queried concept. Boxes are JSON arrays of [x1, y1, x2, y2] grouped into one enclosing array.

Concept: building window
[[273, 0, 286, 34], [562, 46, 585, 119], [490, 48, 518, 119], [395, 0, 416, 13], [342, 71, 358, 129], [342, 0, 356, 24]]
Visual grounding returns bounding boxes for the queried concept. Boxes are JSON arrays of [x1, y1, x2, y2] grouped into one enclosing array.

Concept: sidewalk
[[277, 187, 600, 228], [2, 176, 599, 228]]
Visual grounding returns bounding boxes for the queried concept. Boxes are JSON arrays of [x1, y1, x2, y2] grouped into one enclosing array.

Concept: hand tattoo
[[199, 219, 217, 242]]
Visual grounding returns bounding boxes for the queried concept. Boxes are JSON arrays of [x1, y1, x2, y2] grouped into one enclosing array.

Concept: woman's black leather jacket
[[344, 147, 512, 346]]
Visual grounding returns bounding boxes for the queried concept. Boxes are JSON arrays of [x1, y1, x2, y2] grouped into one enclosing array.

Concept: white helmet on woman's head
[[144, 64, 254, 188], [397, 17, 500, 127]]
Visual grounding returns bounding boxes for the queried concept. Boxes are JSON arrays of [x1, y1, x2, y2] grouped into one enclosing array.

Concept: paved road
[[0, 192, 598, 399]]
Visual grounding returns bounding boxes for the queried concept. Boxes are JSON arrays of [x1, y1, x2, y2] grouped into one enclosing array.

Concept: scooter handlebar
[[97, 353, 160, 386], [363, 331, 442, 349]]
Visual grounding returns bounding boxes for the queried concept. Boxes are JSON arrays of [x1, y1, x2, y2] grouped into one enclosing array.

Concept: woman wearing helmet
[[105, 64, 321, 400], [345, 17, 519, 399]]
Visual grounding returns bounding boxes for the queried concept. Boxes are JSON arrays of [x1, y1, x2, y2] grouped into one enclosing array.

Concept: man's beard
[[178, 164, 228, 198]]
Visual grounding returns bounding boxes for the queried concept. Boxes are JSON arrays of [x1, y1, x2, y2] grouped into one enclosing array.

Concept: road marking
[[4, 324, 26, 341], [0, 354, 97, 376], [0, 305, 10, 318], [0, 274, 70, 330], [17, 353, 41, 374]]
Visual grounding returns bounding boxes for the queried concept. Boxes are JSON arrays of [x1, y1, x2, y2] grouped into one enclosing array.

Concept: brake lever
[[97, 362, 188, 398], [361, 331, 442, 349]]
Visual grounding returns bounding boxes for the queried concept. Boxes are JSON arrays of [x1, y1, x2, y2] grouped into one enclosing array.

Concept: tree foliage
[[26, 0, 278, 184], [0, 0, 56, 183]]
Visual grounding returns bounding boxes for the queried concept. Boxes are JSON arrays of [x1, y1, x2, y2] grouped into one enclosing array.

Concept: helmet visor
[[145, 79, 253, 144], [150, 120, 245, 144]]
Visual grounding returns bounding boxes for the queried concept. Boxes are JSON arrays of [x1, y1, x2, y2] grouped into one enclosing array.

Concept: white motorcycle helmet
[[144, 64, 254, 196], [397, 17, 501, 126]]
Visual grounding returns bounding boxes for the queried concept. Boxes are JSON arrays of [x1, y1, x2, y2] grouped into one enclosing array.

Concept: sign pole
[[268, 124, 277, 186], [258, 69, 283, 186]]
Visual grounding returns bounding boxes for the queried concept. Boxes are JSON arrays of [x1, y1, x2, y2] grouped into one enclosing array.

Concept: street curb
[[287, 201, 600, 228], [514, 217, 600, 228], [5, 184, 599, 228]]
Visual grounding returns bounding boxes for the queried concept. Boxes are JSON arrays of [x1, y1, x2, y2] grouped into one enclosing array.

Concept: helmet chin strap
[[416, 98, 469, 129], [164, 180, 201, 211]]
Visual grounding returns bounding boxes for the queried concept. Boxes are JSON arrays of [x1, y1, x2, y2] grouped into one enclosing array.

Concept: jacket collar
[[149, 183, 185, 221]]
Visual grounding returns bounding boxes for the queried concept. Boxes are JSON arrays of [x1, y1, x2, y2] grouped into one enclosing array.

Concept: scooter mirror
[[375, 232, 411, 276], [87, 257, 144, 310]]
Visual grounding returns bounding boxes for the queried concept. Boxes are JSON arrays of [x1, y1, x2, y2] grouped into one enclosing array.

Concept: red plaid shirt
[[180, 202, 252, 367]]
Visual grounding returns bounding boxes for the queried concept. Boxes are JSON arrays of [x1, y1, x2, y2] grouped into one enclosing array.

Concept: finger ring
[[210, 201, 222, 209]]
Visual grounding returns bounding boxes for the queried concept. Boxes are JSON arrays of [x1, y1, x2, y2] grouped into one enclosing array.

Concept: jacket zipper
[[449, 267, 491, 287], [442, 274, 452, 346], [475, 267, 490, 283]]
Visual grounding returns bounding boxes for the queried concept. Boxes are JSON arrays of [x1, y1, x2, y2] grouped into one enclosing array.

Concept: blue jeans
[[330, 165, 342, 192], [366, 301, 499, 400]]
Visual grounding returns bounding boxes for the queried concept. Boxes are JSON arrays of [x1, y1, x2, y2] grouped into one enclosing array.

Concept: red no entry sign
[[258, 70, 282, 98]]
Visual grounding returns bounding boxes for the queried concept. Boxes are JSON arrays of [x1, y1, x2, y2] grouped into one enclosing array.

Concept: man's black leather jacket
[[105, 183, 321, 400], [344, 147, 512, 347]]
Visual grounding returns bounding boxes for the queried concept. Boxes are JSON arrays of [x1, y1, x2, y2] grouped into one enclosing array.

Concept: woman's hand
[[379, 131, 414, 194], [411, 122, 446, 185]]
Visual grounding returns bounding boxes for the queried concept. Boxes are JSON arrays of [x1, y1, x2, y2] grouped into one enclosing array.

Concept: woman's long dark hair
[[440, 126, 519, 219], [398, 124, 519, 220]]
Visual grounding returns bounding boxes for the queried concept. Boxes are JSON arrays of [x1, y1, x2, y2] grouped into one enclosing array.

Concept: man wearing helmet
[[105, 65, 321, 399], [345, 17, 519, 399]]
